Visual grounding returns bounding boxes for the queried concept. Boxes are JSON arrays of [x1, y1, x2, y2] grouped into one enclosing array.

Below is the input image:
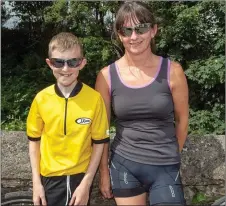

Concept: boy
[[27, 32, 109, 206]]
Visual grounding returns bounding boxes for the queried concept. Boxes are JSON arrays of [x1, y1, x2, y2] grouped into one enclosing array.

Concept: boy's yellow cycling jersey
[[27, 82, 109, 177]]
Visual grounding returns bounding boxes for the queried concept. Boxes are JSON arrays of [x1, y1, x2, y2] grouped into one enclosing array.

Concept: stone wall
[[1, 131, 225, 205]]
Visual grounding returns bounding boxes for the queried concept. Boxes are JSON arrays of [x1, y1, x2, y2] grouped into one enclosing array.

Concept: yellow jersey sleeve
[[91, 95, 110, 144], [27, 97, 44, 141]]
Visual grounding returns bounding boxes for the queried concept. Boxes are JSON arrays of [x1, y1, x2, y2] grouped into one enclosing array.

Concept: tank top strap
[[156, 57, 170, 81], [109, 62, 122, 93]]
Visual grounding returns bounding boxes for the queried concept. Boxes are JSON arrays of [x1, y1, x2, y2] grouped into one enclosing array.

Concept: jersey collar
[[54, 81, 83, 98]]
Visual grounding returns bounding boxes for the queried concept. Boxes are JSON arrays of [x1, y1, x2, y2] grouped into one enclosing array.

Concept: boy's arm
[[29, 141, 41, 185], [27, 97, 46, 205], [69, 143, 104, 205], [79, 143, 104, 187], [29, 140, 46, 205]]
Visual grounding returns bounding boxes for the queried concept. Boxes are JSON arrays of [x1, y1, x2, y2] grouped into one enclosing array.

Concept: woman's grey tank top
[[109, 57, 180, 165]]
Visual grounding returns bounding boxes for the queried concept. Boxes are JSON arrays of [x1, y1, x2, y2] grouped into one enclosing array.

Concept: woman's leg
[[149, 164, 186, 205], [115, 193, 147, 205], [109, 153, 147, 205]]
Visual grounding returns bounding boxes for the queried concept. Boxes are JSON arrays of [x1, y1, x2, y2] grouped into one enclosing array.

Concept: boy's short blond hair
[[48, 32, 83, 57]]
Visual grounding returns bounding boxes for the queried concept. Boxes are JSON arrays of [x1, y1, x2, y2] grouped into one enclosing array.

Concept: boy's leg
[[70, 173, 93, 206], [41, 173, 91, 206], [41, 175, 67, 206]]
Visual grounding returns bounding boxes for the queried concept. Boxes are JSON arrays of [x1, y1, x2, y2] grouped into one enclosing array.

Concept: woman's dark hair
[[113, 1, 156, 54]]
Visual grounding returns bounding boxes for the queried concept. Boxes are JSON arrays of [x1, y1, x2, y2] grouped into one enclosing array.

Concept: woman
[[95, 1, 189, 205]]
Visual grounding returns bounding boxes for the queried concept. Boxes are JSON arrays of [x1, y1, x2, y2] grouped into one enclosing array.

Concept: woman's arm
[[95, 66, 113, 199], [170, 61, 189, 152]]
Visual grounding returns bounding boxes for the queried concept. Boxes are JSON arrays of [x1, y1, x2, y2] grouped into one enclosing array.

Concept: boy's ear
[[46, 58, 53, 70], [78, 58, 87, 70]]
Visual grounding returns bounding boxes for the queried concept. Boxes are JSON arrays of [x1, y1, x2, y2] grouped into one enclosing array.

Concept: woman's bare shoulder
[[96, 65, 111, 88], [169, 60, 187, 90], [170, 60, 185, 77]]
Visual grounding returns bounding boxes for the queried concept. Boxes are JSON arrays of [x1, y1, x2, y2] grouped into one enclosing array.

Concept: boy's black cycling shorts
[[41, 173, 89, 206], [109, 153, 186, 205]]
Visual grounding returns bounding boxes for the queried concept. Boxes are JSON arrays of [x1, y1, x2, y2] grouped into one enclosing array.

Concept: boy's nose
[[62, 63, 70, 71]]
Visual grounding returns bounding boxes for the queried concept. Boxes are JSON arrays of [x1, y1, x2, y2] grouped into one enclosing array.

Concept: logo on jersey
[[75, 118, 91, 125]]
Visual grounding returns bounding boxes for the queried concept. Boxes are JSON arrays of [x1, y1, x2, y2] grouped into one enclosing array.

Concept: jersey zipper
[[64, 98, 68, 135]]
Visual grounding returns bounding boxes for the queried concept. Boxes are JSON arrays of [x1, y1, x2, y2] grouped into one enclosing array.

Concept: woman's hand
[[99, 168, 113, 199]]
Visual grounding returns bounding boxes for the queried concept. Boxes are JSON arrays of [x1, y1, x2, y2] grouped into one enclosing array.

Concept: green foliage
[[2, 77, 36, 122], [1, 119, 26, 131], [186, 56, 224, 125], [192, 192, 207, 204], [110, 126, 116, 135], [80, 36, 115, 86], [186, 56, 225, 87], [189, 108, 224, 135], [191, 191, 220, 205], [44, 0, 68, 25]]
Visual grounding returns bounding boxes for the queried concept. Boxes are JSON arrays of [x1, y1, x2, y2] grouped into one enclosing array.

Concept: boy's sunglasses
[[50, 58, 83, 68], [119, 23, 152, 37]]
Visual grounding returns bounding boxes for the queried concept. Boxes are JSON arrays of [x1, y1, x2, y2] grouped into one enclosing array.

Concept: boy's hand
[[33, 183, 47, 206], [99, 168, 113, 199], [69, 182, 90, 206]]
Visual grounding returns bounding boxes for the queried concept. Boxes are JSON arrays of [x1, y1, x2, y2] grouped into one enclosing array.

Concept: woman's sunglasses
[[50, 58, 83, 68], [119, 23, 152, 37]]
